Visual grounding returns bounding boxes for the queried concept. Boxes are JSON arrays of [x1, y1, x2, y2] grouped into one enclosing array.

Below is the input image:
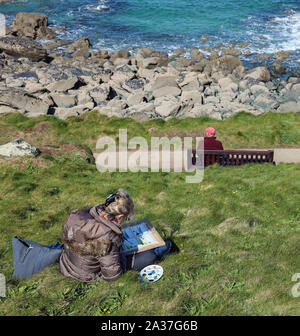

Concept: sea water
[[0, 0, 299, 71]]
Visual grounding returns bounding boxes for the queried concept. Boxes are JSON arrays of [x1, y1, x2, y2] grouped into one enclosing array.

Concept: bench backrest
[[190, 149, 275, 167]]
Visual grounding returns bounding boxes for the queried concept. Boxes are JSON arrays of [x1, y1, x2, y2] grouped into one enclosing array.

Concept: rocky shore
[[0, 12, 299, 122]]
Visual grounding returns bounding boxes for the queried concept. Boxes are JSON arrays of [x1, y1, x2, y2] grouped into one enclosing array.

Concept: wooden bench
[[189, 149, 275, 168]]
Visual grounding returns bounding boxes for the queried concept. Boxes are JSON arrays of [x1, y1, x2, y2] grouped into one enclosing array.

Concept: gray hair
[[105, 188, 136, 222]]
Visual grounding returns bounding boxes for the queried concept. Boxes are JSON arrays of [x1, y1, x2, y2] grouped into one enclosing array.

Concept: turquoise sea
[[0, 0, 299, 70]]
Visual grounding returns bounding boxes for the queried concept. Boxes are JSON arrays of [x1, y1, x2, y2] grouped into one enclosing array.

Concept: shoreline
[[0, 12, 299, 122]]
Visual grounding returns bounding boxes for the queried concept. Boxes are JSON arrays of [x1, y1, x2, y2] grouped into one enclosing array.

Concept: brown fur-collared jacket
[[59, 204, 124, 283]]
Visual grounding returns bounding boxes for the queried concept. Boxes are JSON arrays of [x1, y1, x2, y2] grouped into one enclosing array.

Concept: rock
[[180, 90, 203, 105], [190, 48, 205, 61], [113, 57, 130, 67], [168, 61, 185, 71], [274, 50, 290, 61], [245, 67, 271, 83], [287, 77, 300, 84], [11, 12, 56, 39], [111, 49, 131, 60], [221, 48, 242, 57], [46, 77, 82, 92], [153, 86, 181, 98], [172, 48, 186, 58], [256, 53, 272, 59], [111, 65, 135, 84], [127, 102, 155, 115], [237, 89, 252, 104], [232, 65, 246, 79], [136, 48, 167, 60], [176, 57, 193, 67], [218, 77, 239, 92], [148, 75, 178, 91], [50, 93, 77, 108], [0, 36, 48, 62], [76, 91, 94, 105], [209, 51, 219, 61], [137, 68, 156, 81], [72, 48, 90, 59], [53, 102, 94, 120], [6, 76, 25, 88], [123, 78, 146, 92], [186, 103, 222, 120], [253, 94, 279, 111], [249, 84, 269, 97], [107, 98, 128, 110], [218, 90, 238, 102], [197, 73, 211, 86], [125, 111, 152, 122], [97, 106, 126, 118], [89, 84, 117, 104], [0, 89, 51, 115], [178, 72, 200, 90], [91, 50, 110, 59], [204, 96, 220, 104], [277, 101, 300, 113], [0, 138, 41, 157], [200, 35, 209, 41], [216, 55, 243, 75], [279, 83, 300, 103], [24, 82, 45, 93], [127, 92, 146, 106], [42, 39, 73, 51], [155, 96, 181, 117], [66, 36, 91, 54], [237, 42, 250, 48], [0, 105, 19, 114], [272, 62, 286, 74]]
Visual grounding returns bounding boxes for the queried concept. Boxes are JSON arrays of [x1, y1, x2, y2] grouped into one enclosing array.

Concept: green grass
[[0, 111, 300, 316], [0, 110, 300, 149]]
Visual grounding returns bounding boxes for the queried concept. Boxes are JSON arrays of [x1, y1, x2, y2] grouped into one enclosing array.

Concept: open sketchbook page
[[121, 222, 158, 252]]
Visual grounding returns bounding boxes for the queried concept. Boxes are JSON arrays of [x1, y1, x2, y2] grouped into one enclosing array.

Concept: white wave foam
[[266, 12, 300, 52], [83, 0, 109, 13]]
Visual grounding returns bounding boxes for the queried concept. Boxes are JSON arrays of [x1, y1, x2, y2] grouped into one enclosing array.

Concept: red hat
[[205, 127, 216, 135]]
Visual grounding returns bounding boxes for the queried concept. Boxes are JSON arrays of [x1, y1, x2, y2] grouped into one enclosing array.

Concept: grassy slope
[[0, 111, 300, 316]]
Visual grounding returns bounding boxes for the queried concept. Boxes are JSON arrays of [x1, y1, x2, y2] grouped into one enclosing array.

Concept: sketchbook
[[121, 218, 165, 255]]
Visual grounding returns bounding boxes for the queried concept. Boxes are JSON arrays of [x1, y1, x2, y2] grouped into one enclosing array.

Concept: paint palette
[[140, 265, 164, 283]]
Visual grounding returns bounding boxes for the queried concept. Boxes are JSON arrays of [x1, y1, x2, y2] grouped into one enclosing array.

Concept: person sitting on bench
[[198, 127, 224, 150], [204, 127, 224, 150]]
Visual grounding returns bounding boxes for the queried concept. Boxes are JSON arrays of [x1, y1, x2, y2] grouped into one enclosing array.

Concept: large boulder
[[215, 55, 243, 76], [154, 96, 181, 117], [0, 36, 48, 62], [46, 77, 82, 92], [65, 36, 91, 53], [245, 67, 271, 83], [53, 102, 94, 120], [274, 51, 290, 61], [0, 89, 51, 116], [277, 101, 300, 113], [146, 75, 178, 91], [11, 12, 56, 39], [0, 138, 41, 157], [153, 86, 181, 98], [253, 94, 279, 111], [221, 48, 242, 57], [279, 83, 300, 104]]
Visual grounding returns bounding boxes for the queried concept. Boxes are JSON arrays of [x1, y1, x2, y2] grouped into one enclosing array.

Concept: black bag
[[12, 236, 63, 279]]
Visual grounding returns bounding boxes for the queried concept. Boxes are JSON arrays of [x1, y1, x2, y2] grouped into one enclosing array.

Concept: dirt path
[[93, 147, 300, 170], [238, 148, 300, 164]]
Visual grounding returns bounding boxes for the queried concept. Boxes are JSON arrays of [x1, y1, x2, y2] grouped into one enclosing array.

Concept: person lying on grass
[[59, 188, 172, 283]]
